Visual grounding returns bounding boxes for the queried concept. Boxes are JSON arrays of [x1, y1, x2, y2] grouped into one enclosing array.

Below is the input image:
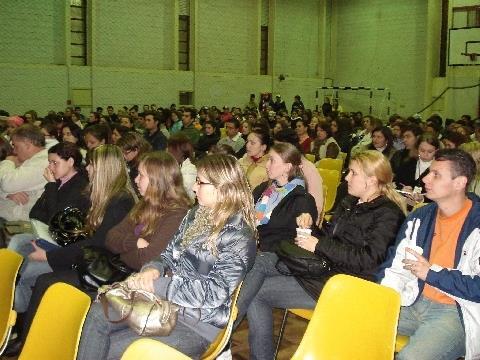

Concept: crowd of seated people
[[0, 98, 479, 360]]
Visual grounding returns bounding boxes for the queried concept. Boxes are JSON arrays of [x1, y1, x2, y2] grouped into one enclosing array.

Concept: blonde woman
[[460, 141, 480, 196], [18, 144, 136, 292], [7, 145, 137, 356], [77, 154, 257, 360], [239, 150, 406, 360]]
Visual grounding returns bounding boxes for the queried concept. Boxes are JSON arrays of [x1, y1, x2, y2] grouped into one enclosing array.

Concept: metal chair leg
[[273, 309, 289, 359]]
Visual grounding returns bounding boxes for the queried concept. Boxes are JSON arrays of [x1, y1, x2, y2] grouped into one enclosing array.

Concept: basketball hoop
[[462, 52, 479, 62]]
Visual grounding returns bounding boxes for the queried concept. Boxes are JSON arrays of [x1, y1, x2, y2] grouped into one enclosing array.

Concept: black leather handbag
[[275, 240, 331, 279], [49, 207, 87, 247], [77, 246, 134, 291]]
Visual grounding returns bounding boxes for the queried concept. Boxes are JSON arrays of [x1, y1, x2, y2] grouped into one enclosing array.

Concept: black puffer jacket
[[297, 194, 405, 299]]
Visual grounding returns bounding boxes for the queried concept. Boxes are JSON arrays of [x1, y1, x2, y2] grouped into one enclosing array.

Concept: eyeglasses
[[195, 177, 213, 186]]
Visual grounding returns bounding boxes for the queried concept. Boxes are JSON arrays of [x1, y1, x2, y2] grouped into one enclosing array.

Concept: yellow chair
[[121, 282, 243, 360], [220, 127, 227, 139], [122, 338, 190, 360], [19, 282, 91, 360], [338, 151, 347, 165], [0, 249, 23, 356], [304, 153, 316, 163], [317, 158, 343, 172], [287, 274, 401, 360], [318, 168, 341, 215], [395, 335, 409, 353]]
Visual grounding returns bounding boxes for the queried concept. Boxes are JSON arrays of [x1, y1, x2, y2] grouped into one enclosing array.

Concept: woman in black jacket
[[6, 145, 137, 356], [241, 150, 406, 360], [8, 142, 90, 256]]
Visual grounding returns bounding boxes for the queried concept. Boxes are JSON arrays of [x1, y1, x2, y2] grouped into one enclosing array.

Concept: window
[[179, 15, 190, 71], [179, 91, 193, 106], [452, 6, 480, 28], [70, 0, 87, 65], [260, 26, 268, 75]]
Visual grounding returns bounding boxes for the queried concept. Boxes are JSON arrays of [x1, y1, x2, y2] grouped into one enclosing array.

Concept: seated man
[[378, 148, 480, 360], [217, 119, 245, 157], [0, 125, 48, 221]]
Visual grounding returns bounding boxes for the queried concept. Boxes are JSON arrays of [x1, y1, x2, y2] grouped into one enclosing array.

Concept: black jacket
[[394, 157, 429, 191], [46, 191, 135, 271], [297, 194, 405, 299], [29, 172, 90, 224], [144, 129, 167, 151], [253, 182, 318, 253]]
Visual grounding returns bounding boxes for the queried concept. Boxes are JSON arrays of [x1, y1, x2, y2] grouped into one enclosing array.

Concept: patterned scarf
[[255, 177, 305, 225]]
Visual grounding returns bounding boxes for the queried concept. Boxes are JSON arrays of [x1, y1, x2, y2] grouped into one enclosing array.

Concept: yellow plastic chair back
[[395, 335, 409, 353], [318, 158, 343, 172], [0, 249, 23, 355], [121, 282, 243, 360], [304, 153, 315, 163], [318, 168, 340, 214], [291, 274, 401, 360], [201, 282, 242, 360], [122, 338, 191, 360], [19, 282, 91, 360], [220, 127, 227, 139]]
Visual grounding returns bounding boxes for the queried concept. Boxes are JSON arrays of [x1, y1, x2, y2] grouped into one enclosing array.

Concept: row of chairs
[[0, 249, 409, 360], [122, 275, 404, 360], [0, 248, 239, 360], [0, 249, 91, 360]]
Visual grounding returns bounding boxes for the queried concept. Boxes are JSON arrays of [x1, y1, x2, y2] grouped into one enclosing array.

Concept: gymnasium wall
[[0, 0, 477, 120]]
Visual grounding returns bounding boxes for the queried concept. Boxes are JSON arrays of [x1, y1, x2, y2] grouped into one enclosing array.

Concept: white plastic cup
[[296, 228, 312, 238], [405, 245, 423, 260]]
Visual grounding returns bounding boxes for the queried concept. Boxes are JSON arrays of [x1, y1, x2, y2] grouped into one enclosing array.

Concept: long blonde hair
[[85, 145, 137, 234], [196, 154, 258, 254], [129, 151, 193, 236], [350, 150, 407, 214]]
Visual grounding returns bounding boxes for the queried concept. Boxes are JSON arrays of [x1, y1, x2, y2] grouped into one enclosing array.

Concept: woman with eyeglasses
[[76, 154, 257, 360]]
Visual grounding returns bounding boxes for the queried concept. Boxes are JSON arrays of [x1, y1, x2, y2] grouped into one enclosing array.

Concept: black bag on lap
[[49, 207, 87, 247], [77, 246, 134, 291], [275, 240, 331, 279]]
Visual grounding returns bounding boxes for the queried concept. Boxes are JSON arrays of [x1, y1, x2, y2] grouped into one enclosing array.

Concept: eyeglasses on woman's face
[[195, 177, 213, 186]]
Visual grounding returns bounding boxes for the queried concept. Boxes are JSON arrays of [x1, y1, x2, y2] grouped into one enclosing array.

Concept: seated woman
[[83, 123, 112, 150], [367, 126, 396, 160], [6, 152, 193, 356], [195, 120, 220, 158], [394, 133, 440, 193], [238, 150, 406, 360], [13, 145, 137, 314], [105, 151, 192, 270], [295, 119, 312, 155], [76, 154, 257, 360], [8, 142, 90, 255], [311, 122, 340, 162], [238, 127, 271, 190], [4, 145, 137, 356], [167, 134, 197, 200], [117, 131, 152, 192]]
